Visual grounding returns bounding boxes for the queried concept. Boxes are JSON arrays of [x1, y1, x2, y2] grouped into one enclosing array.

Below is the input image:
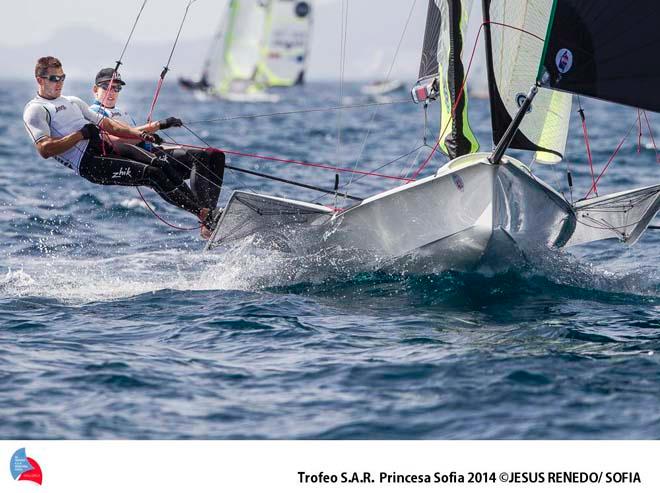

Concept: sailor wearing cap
[[90, 67, 182, 148], [88, 67, 225, 239]]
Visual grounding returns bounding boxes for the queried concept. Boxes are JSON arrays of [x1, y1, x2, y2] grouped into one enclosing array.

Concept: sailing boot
[[198, 207, 224, 240]]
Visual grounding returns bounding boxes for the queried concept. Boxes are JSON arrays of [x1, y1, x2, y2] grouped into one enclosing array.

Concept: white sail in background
[[216, 0, 270, 93], [485, 0, 572, 164], [256, 0, 313, 86], [202, 14, 230, 89]]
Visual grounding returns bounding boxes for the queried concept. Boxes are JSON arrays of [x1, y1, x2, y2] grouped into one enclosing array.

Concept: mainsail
[[538, 0, 660, 113], [483, 0, 572, 164], [415, 0, 479, 159], [255, 0, 313, 87]]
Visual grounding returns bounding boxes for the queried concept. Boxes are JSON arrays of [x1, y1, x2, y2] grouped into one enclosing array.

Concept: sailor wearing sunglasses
[[23, 57, 219, 233], [89, 68, 183, 148], [89, 67, 225, 239]]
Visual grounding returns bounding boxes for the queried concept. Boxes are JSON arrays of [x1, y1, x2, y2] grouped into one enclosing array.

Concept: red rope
[[579, 108, 598, 196], [643, 111, 660, 164], [146, 78, 165, 123], [172, 143, 414, 182], [135, 186, 201, 231], [585, 119, 637, 199]]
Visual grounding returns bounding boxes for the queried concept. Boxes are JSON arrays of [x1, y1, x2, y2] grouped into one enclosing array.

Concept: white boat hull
[[206, 153, 660, 273], [323, 153, 573, 271]]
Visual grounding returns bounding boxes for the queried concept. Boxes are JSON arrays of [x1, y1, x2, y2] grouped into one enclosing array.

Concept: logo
[[555, 48, 573, 74], [10, 448, 43, 485], [55, 105, 66, 113], [295, 1, 310, 17], [112, 167, 132, 179], [452, 174, 465, 192], [515, 93, 533, 113]]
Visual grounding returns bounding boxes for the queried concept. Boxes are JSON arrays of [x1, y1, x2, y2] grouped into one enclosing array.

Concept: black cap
[[95, 68, 126, 86]]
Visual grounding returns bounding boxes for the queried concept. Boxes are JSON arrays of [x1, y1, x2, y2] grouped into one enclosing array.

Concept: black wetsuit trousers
[[78, 141, 224, 216]]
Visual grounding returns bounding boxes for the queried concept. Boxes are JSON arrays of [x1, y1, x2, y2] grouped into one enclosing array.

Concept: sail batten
[[484, 0, 572, 164], [418, 0, 442, 81], [538, 0, 660, 113]]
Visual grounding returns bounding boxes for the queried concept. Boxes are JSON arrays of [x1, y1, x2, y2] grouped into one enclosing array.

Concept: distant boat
[[179, 0, 313, 102]]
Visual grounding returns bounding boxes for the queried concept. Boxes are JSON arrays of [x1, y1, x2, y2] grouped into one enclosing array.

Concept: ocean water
[[1, 79, 659, 439]]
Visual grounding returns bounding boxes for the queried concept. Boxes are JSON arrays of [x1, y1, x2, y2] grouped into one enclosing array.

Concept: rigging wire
[[584, 117, 638, 199], [637, 109, 643, 154], [118, 0, 149, 64], [146, 0, 198, 122], [643, 111, 660, 164], [160, 129, 364, 202], [180, 124, 414, 182], [343, 0, 419, 204], [336, 0, 349, 168], [184, 99, 410, 125], [310, 145, 425, 203], [98, 0, 149, 156], [577, 96, 597, 196], [135, 186, 200, 231]]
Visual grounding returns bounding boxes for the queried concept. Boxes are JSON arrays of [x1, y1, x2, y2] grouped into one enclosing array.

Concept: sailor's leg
[[163, 148, 225, 209], [78, 152, 204, 216], [109, 142, 157, 164]]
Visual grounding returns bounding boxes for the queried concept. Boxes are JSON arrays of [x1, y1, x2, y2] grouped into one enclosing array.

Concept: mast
[[489, 84, 538, 164]]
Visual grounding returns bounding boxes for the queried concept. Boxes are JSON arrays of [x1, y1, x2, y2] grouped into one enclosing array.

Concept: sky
[[3, 0, 431, 81]]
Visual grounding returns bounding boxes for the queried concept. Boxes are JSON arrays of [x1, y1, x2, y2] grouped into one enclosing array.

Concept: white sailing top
[[23, 94, 104, 174]]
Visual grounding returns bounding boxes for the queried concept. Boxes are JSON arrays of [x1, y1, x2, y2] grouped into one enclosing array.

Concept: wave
[[3, 239, 656, 310]]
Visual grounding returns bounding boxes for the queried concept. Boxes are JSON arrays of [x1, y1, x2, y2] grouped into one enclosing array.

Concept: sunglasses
[[98, 82, 123, 92], [40, 74, 66, 83]]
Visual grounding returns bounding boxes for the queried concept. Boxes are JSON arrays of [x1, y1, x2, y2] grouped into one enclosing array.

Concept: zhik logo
[[112, 167, 132, 179], [10, 448, 43, 485]]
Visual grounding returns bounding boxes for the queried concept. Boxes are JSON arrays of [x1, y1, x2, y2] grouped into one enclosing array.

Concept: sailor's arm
[[35, 133, 86, 159], [131, 117, 183, 134], [98, 116, 148, 140], [75, 97, 149, 141], [23, 103, 86, 159]]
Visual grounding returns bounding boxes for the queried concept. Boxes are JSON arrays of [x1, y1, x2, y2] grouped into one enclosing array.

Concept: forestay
[[484, 0, 572, 164], [255, 0, 313, 87], [538, 0, 660, 113]]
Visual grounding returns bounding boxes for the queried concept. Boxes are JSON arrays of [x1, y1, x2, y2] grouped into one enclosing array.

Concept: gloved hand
[[79, 123, 100, 141], [158, 117, 183, 130], [140, 131, 157, 144], [151, 133, 164, 145]]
